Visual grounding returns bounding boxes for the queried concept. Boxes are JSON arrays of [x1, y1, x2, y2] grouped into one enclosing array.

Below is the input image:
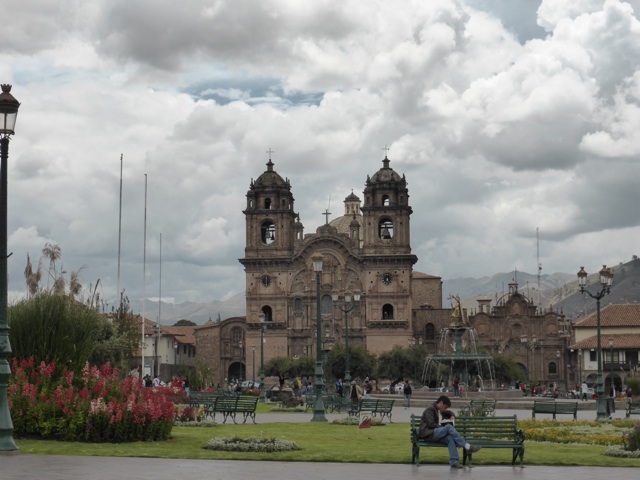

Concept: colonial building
[[195, 155, 442, 384], [569, 304, 640, 393], [414, 281, 568, 389]]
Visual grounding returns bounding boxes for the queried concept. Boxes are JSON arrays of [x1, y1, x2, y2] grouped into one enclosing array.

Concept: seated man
[[418, 395, 481, 468]]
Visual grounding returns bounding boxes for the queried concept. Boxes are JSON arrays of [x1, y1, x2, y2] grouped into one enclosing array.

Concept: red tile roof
[[569, 333, 640, 350], [573, 304, 640, 328]]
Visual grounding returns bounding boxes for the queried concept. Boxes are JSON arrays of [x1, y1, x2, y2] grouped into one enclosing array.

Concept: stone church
[[194, 156, 568, 389], [195, 155, 443, 385]]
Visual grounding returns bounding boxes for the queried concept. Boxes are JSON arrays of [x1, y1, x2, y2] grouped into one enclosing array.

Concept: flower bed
[[8, 357, 177, 443]]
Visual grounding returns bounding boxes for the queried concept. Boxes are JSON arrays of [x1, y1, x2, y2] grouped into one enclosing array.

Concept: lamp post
[[331, 290, 360, 388], [258, 313, 266, 402], [578, 349, 583, 384], [0, 84, 20, 453], [577, 265, 613, 421], [252, 346, 256, 385], [608, 337, 614, 397], [520, 336, 540, 388], [311, 254, 327, 422]]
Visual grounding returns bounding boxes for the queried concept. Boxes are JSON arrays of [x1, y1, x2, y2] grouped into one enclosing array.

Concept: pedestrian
[[183, 375, 190, 395], [335, 378, 343, 397], [350, 380, 363, 410], [129, 365, 140, 380], [364, 379, 373, 398], [418, 395, 481, 468], [581, 381, 589, 401], [452, 376, 460, 397], [403, 379, 412, 408]]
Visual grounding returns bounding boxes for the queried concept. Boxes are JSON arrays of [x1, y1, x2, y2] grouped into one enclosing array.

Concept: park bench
[[211, 396, 259, 424], [188, 391, 224, 420], [349, 398, 395, 423], [410, 414, 525, 467], [328, 394, 353, 413], [531, 399, 578, 421], [626, 401, 640, 418], [458, 399, 496, 417], [304, 393, 333, 413]]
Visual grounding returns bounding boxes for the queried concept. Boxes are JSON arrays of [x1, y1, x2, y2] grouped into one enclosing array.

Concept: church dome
[[367, 156, 403, 185], [329, 191, 363, 235], [253, 160, 288, 187]]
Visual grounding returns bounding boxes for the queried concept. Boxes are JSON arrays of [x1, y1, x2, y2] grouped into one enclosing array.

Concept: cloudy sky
[[3, 0, 640, 311]]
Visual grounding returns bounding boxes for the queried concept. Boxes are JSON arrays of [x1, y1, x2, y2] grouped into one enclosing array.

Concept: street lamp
[[577, 265, 613, 421], [252, 346, 256, 385], [578, 349, 583, 384], [520, 336, 541, 388], [0, 84, 20, 453], [258, 312, 266, 402], [311, 254, 327, 422], [608, 337, 614, 397], [331, 290, 360, 389]]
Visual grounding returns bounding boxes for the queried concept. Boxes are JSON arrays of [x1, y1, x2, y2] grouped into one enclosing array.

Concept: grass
[[14, 420, 640, 467]]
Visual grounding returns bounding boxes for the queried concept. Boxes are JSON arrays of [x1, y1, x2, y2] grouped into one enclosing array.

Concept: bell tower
[[243, 158, 297, 259], [361, 156, 412, 255]]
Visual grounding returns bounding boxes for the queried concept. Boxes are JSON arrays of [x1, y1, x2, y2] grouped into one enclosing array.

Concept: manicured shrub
[[8, 357, 177, 443]]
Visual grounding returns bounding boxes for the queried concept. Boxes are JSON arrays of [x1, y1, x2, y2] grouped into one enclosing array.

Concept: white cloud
[[3, 0, 640, 308]]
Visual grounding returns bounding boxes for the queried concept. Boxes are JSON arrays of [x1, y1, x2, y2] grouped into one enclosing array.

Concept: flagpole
[[141, 174, 147, 375]]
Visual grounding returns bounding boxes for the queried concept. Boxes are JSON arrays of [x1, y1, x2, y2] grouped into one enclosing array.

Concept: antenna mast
[[537, 227, 542, 289]]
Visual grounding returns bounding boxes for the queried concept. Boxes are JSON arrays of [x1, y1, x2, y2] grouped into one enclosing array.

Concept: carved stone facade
[[195, 155, 443, 384], [415, 281, 568, 389]]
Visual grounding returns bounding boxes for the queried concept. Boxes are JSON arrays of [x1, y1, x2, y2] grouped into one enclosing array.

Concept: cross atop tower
[[322, 208, 331, 225]]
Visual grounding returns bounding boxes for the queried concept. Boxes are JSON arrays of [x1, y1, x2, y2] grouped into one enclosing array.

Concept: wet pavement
[[1, 403, 637, 479]]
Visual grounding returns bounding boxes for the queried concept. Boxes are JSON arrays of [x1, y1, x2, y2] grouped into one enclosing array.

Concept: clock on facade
[[261, 275, 271, 287], [382, 272, 393, 285]]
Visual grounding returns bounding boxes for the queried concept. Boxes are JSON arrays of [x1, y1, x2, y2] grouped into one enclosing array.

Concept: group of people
[[129, 366, 189, 393]]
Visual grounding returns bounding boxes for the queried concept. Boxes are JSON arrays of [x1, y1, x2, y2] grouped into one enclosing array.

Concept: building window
[[261, 306, 273, 322], [231, 327, 242, 344], [294, 298, 303, 311], [382, 195, 390, 206], [321, 294, 332, 315], [379, 218, 393, 239], [425, 323, 436, 340], [261, 221, 276, 244], [264, 198, 272, 209], [548, 362, 557, 374], [382, 304, 394, 320], [590, 350, 597, 362]]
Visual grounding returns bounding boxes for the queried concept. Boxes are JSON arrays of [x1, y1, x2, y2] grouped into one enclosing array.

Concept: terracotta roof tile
[[573, 304, 640, 328], [569, 333, 640, 350]]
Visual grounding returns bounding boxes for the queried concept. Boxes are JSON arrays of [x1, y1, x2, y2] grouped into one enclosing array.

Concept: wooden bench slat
[[532, 400, 578, 421]]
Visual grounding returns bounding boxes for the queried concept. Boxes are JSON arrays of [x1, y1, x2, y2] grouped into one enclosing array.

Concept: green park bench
[[410, 414, 525, 467], [531, 399, 578, 421]]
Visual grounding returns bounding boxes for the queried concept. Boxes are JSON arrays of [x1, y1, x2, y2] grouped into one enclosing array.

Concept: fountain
[[421, 295, 496, 393]]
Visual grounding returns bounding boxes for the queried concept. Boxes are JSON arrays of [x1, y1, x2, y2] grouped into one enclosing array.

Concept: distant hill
[[131, 258, 640, 326]]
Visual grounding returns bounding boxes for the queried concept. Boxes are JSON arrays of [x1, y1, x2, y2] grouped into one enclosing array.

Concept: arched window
[[382, 304, 394, 320], [382, 195, 390, 206], [321, 294, 332, 315], [425, 323, 436, 340], [294, 298, 303, 311], [231, 327, 242, 344], [261, 306, 273, 322], [264, 198, 272, 209], [261, 221, 276, 244], [379, 218, 394, 239], [548, 362, 558, 374]]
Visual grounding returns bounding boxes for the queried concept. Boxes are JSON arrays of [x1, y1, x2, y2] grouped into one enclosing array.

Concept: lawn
[[14, 419, 640, 468]]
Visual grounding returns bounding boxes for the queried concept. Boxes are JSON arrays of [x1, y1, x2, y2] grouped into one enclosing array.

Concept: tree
[[264, 356, 314, 387], [493, 354, 524, 387], [377, 345, 427, 385], [9, 293, 103, 376], [174, 319, 197, 326], [323, 344, 377, 383]]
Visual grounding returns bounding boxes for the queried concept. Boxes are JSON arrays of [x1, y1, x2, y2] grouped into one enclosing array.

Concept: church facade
[[195, 155, 442, 386]]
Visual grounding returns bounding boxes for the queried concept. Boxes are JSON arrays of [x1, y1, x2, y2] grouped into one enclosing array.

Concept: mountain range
[[131, 257, 640, 325]]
